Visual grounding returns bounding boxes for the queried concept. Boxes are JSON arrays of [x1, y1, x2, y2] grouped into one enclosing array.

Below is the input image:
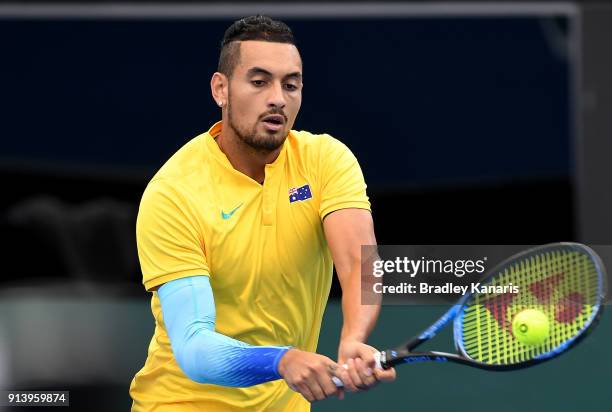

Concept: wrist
[[277, 347, 297, 377], [340, 330, 367, 344]]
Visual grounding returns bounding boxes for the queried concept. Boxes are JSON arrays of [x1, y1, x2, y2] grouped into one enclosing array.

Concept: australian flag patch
[[289, 184, 312, 203]]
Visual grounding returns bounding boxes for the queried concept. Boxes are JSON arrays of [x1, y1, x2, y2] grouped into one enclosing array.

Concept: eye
[[251, 80, 266, 87], [284, 83, 299, 91]]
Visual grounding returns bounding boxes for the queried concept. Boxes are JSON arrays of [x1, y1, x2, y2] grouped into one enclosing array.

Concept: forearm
[[322, 209, 381, 344], [159, 276, 290, 387], [339, 267, 381, 343], [176, 328, 289, 387]]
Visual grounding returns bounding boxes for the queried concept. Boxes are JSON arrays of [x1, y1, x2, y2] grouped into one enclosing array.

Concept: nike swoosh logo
[[221, 203, 243, 220]]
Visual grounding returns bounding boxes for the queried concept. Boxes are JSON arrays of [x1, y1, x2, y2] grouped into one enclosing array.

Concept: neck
[[216, 127, 283, 184]]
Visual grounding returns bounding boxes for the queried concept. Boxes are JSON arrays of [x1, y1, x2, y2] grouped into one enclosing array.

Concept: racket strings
[[459, 247, 601, 365]]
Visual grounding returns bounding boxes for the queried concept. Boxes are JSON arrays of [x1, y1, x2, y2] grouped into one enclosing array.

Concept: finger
[[347, 358, 365, 390], [337, 388, 345, 400], [306, 377, 327, 402], [373, 366, 397, 382], [330, 363, 355, 391], [337, 366, 358, 392], [355, 345, 378, 369], [297, 383, 316, 403], [327, 363, 340, 380], [326, 363, 346, 393], [356, 357, 378, 388], [319, 370, 340, 398]]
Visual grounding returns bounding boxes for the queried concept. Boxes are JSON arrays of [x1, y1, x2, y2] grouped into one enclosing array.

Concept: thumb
[[374, 366, 396, 382], [356, 345, 378, 368]]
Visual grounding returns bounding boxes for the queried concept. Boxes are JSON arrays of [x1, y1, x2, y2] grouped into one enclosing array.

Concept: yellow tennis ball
[[512, 309, 550, 345]]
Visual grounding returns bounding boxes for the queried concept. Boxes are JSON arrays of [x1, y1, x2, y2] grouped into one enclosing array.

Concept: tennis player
[[129, 15, 395, 411]]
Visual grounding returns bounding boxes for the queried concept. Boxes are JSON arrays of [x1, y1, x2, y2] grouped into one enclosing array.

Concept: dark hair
[[218, 15, 296, 77]]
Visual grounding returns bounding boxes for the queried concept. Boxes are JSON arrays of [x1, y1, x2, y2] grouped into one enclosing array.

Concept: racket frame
[[380, 242, 606, 371]]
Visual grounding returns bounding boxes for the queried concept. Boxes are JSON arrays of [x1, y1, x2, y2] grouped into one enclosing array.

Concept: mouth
[[261, 114, 286, 132]]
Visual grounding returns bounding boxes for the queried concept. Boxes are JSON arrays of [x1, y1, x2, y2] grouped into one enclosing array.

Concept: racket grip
[[332, 351, 382, 387]]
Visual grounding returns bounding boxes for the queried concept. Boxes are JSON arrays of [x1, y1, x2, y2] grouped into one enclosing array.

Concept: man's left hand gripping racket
[[333, 242, 606, 386]]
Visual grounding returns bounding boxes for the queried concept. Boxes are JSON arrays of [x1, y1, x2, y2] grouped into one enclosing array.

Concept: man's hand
[[278, 348, 344, 402], [336, 340, 396, 392]]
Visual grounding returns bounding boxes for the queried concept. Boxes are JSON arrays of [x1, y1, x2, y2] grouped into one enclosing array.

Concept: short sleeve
[[318, 136, 371, 220], [136, 179, 210, 291]]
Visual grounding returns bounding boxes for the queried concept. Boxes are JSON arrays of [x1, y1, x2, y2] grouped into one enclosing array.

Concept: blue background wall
[[1, 17, 572, 187]]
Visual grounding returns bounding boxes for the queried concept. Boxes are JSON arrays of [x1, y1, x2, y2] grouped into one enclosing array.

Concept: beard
[[227, 99, 288, 153]]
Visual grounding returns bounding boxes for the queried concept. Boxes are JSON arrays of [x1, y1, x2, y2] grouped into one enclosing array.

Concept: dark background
[[0, 2, 610, 411]]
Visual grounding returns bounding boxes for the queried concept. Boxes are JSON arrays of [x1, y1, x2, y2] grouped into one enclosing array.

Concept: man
[[130, 15, 395, 412]]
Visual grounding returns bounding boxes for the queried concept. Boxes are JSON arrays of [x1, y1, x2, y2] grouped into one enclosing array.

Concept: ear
[[211, 72, 228, 108]]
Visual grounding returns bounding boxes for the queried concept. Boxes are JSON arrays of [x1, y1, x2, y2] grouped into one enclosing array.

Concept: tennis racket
[[333, 242, 606, 386]]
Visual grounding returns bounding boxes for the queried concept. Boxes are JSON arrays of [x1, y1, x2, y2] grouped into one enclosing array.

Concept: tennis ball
[[512, 309, 550, 346]]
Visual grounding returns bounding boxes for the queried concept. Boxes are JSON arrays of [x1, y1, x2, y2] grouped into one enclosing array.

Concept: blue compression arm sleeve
[[158, 276, 291, 387]]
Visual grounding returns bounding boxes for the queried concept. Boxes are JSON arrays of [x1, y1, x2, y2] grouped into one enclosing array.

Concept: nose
[[267, 82, 286, 109]]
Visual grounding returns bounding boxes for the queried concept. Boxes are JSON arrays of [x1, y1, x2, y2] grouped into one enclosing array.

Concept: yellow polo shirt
[[130, 121, 370, 412]]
